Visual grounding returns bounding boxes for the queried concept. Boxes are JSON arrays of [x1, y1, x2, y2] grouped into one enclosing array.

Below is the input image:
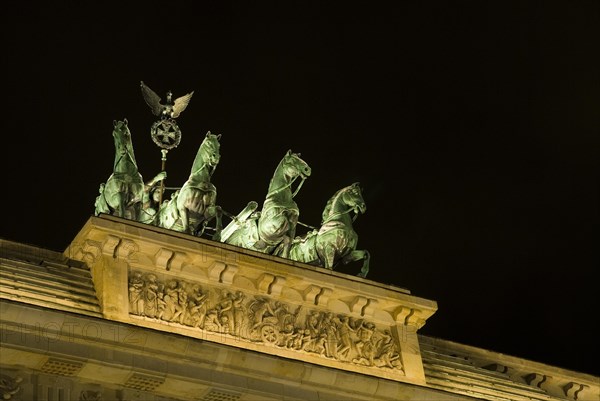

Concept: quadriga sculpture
[[155, 132, 223, 238], [275, 182, 370, 278], [219, 150, 311, 258], [94, 119, 145, 220]]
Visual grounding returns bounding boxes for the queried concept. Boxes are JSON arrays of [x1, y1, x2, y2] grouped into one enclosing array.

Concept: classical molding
[[0, 372, 22, 400], [65, 215, 439, 384], [128, 270, 405, 372]]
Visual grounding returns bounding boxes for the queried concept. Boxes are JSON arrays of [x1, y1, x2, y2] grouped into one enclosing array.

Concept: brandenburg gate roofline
[[65, 214, 438, 385]]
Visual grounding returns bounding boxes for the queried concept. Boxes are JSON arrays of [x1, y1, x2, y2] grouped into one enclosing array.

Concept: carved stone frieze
[[80, 390, 102, 401], [128, 270, 404, 372], [67, 215, 438, 383], [0, 373, 23, 400]]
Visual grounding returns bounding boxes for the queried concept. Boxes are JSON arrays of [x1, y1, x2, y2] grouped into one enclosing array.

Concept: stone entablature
[[65, 215, 438, 384], [3, 226, 598, 401], [420, 336, 600, 401], [127, 270, 404, 372]]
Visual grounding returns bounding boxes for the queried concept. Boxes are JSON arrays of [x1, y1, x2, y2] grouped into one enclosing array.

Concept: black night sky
[[2, 2, 599, 376]]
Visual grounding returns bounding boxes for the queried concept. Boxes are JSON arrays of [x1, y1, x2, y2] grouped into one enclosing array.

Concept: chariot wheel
[[260, 324, 279, 344]]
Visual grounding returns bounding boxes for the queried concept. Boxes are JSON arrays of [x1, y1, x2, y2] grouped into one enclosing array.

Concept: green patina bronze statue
[[275, 183, 370, 278], [154, 132, 223, 238], [141, 81, 194, 121], [94, 119, 145, 221], [218, 150, 311, 258], [93, 82, 372, 277], [139, 170, 168, 224]]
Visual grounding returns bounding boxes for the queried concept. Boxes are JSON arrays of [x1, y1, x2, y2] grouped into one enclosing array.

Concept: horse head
[[266, 150, 311, 201], [321, 182, 366, 225], [280, 149, 311, 183], [340, 182, 367, 215], [112, 118, 137, 172], [189, 131, 221, 176]]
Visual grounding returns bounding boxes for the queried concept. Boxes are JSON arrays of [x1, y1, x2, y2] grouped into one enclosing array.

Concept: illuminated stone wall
[[66, 215, 438, 384]]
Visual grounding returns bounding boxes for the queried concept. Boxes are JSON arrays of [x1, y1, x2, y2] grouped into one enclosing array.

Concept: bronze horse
[[155, 132, 222, 238], [94, 119, 145, 220], [219, 150, 311, 257], [276, 182, 370, 278]]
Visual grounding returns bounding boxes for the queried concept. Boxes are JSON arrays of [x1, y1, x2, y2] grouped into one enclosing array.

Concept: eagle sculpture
[[140, 81, 194, 119]]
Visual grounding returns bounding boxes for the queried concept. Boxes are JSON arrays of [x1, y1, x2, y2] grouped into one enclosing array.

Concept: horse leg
[[278, 235, 292, 258], [116, 194, 126, 218], [94, 194, 110, 216], [179, 206, 190, 234], [341, 250, 370, 278], [196, 222, 207, 237], [131, 202, 142, 222], [210, 206, 223, 241], [318, 244, 337, 270], [277, 210, 300, 258]]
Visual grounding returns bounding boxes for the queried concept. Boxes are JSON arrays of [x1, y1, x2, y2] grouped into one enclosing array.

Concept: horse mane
[[321, 187, 345, 223], [191, 133, 219, 174], [112, 120, 139, 172]]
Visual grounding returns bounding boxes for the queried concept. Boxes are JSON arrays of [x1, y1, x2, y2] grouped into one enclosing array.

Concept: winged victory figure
[[140, 81, 194, 119]]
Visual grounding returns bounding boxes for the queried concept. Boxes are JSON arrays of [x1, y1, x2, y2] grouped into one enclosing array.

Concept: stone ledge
[[64, 215, 439, 385], [0, 301, 461, 401]]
